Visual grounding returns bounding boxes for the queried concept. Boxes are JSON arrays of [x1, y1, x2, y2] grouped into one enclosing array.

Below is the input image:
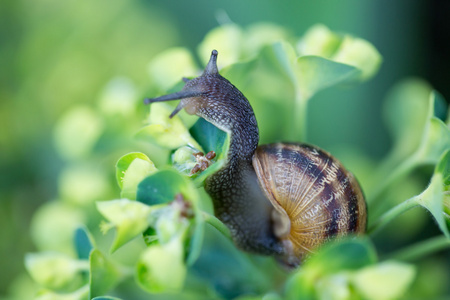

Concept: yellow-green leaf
[[25, 252, 87, 291], [89, 250, 121, 298], [331, 35, 382, 81], [136, 238, 186, 293], [197, 23, 243, 68], [96, 199, 154, 252], [115, 152, 157, 199], [382, 79, 433, 164], [137, 103, 202, 150], [297, 24, 341, 58], [417, 150, 450, 238], [351, 261, 416, 300], [148, 48, 199, 91]]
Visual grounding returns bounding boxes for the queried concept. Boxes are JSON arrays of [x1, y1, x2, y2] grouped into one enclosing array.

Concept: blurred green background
[[1, 0, 449, 298]]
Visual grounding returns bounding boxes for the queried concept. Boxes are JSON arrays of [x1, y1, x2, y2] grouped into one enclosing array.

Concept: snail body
[[145, 50, 366, 266]]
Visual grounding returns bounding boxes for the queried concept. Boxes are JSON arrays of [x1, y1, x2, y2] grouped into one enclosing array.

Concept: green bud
[[297, 24, 341, 58], [25, 252, 87, 291], [171, 146, 199, 175], [136, 238, 186, 293]]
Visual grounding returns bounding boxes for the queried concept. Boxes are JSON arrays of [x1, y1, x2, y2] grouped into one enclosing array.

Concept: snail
[[144, 50, 367, 267]]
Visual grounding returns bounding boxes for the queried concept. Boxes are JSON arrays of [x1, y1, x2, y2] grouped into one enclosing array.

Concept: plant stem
[[202, 211, 232, 240], [368, 155, 420, 223], [368, 196, 419, 235], [387, 236, 450, 262], [368, 155, 418, 207]]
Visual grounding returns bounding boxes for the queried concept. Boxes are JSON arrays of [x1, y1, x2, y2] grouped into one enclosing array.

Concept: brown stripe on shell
[[321, 181, 341, 237], [252, 143, 366, 263], [345, 172, 367, 232]]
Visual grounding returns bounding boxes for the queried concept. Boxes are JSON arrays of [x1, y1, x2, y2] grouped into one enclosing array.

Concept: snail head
[[144, 50, 221, 118]]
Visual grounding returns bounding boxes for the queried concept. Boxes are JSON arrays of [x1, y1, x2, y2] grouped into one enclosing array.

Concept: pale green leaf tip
[[100, 221, 114, 235], [352, 261, 416, 300], [109, 241, 121, 254]]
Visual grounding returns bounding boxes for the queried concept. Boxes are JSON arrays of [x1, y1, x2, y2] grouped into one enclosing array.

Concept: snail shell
[[253, 143, 366, 265]]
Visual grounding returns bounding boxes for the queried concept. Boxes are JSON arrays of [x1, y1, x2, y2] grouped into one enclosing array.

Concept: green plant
[[25, 23, 450, 300]]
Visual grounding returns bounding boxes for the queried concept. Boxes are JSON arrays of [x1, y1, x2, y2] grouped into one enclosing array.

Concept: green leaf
[[137, 169, 186, 205], [295, 55, 360, 100], [298, 24, 382, 81], [137, 103, 202, 150], [304, 237, 377, 274], [136, 170, 205, 265], [243, 23, 290, 57], [297, 24, 342, 58], [434, 90, 448, 120], [197, 23, 244, 68], [250, 41, 365, 142], [35, 285, 89, 300], [188, 118, 230, 185], [223, 43, 296, 141], [186, 214, 205, 267], [115, 152, 154, 189], [258, 42, 297, 88], [371, 150, 450, 238], [233, 42, 295, 107], [331, 35, 382, 81], [417, 116, 450, 164], [236, 296, 272, 300], [115, 152, 157, 199], [136, 238, 187, 293], [220, 57, 259, 89], [285, 237, 376, 300], [189, 118, 228, 158], [92, 297, 123, 300], [198, 23, 291, 68], [25, 252, 87, 291], [382, 79, 433, 164], [182, 182, 205, 266], [417, 150, 450, 238], [96, 199, 154, 252], [142, 227, 159, 247], [89, 249, 121, 299], [167, 99, 231, 180], [137, 169, 204, 264], [138, 170, 205, 264], [74, 227, 95, 260], [314, 273, 352, 300], [383, 87, 449, 167], [436, 150, 450, 191], [371, 86, 450, 206], [30, 201, 86, 255], [148, 47, 199, 91], [152, 206, 190, 245], [351, 261, 416, 300]]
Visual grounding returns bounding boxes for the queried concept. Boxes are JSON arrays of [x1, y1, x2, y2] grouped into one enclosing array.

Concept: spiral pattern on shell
[[253, 143, 366, 264]]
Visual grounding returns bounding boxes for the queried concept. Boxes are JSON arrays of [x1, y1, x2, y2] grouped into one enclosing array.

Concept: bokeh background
[[1, 0, 449, 298]]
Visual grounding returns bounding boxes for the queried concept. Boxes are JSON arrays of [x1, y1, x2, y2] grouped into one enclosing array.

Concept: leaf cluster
[[24, 23, 450, 300]]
